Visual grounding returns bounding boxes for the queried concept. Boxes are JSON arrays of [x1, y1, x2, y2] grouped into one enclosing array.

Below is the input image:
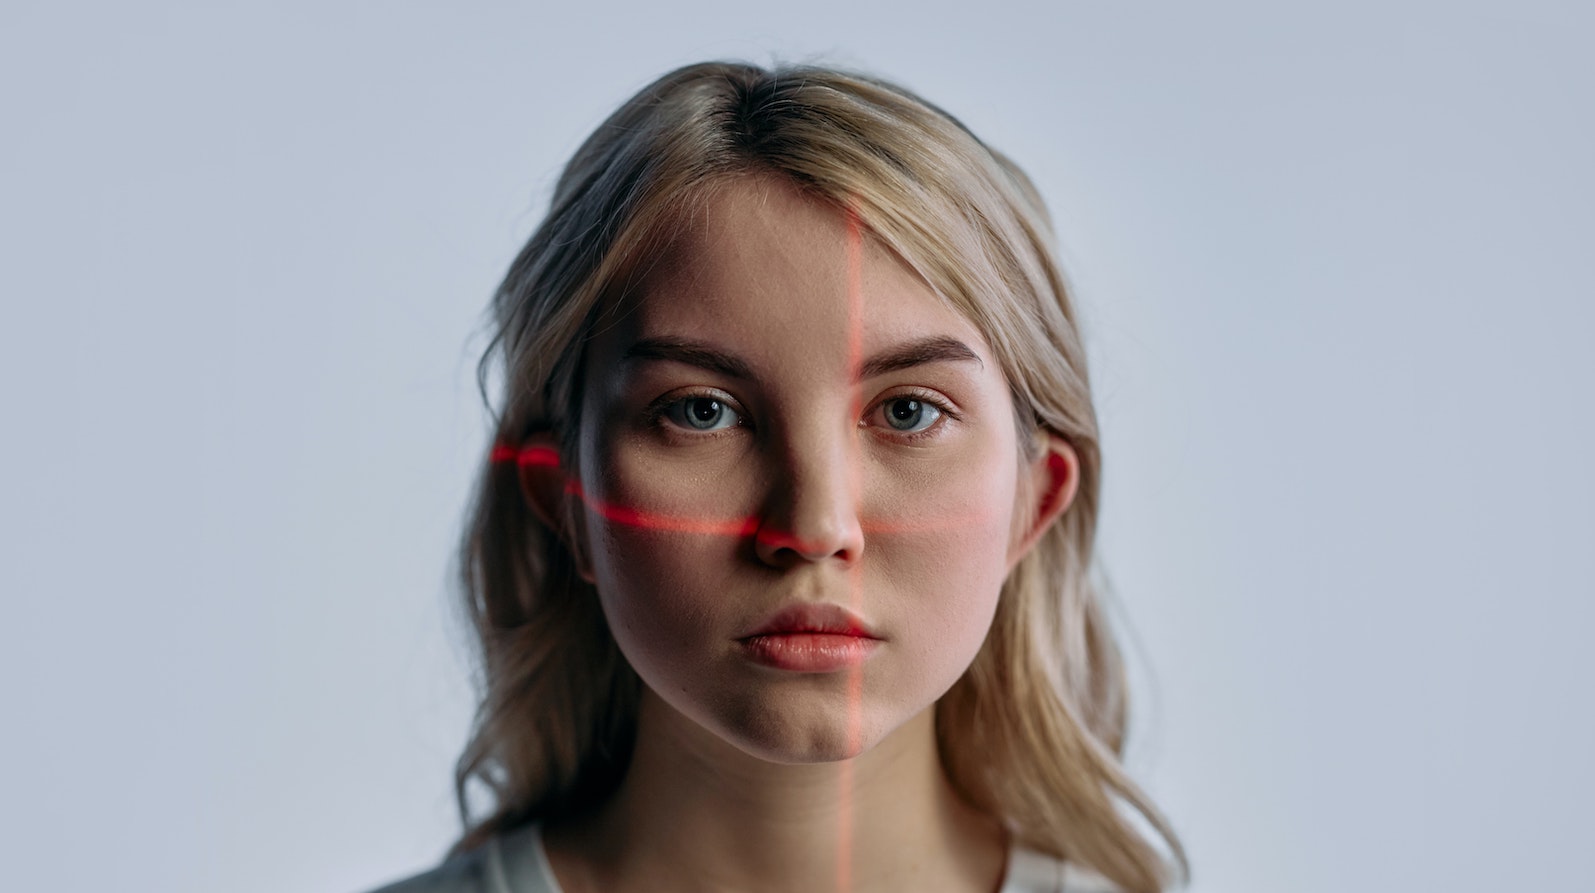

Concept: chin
[[733, 729, 873, 765], [711, 693, 898, 765]]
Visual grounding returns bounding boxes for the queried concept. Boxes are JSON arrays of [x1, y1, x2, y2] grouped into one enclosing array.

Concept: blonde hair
[[451, 60, 1187, 892]]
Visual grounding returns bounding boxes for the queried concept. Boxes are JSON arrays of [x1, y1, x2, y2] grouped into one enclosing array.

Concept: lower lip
[[738, 633, 881, 672]]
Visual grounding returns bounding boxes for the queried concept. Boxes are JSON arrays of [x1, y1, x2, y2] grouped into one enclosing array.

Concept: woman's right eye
[[662, 395, 742, 432]]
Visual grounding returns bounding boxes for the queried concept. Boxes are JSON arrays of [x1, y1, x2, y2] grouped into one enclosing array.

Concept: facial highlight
[[569, 175, 1032, 764]]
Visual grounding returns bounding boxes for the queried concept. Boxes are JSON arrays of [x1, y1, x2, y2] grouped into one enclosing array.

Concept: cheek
[[580, 449, 750, 682], [590, 526, 735, 694], [871, 517, 1012, 638], [863, 446, 1019, 673]]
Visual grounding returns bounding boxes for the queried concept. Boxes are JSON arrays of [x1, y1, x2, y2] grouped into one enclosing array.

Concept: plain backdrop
[[3, 1, 1590, 891]]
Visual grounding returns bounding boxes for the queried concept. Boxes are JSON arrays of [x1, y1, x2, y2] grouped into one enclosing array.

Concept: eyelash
[[644, 388, 961, 444]]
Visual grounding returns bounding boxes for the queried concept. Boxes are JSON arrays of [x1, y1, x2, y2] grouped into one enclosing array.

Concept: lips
[[737, 602, 882, 640]]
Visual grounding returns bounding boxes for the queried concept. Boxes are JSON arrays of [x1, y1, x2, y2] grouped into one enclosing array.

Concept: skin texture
[[520, 174, 1079, 893]]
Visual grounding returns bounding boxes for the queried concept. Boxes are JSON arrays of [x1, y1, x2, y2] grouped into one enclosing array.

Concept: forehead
[[597, 175, 990, 377]]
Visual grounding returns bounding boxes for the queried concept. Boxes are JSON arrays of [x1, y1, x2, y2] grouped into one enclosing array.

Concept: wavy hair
[[449, 60, 1187, 892]]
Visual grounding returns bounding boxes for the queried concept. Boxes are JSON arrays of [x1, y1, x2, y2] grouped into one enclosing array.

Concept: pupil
[[690, 399, 721, 425], [890, 399, 921, 425]]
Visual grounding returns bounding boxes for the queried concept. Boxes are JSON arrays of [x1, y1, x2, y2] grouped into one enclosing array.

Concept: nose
[[753, 433, 866, 569]]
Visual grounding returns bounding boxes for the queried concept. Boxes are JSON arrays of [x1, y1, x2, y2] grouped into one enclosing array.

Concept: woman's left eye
[[875, 396, 943, 434]]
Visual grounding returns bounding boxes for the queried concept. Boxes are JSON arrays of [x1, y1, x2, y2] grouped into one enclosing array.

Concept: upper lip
[[738, 602, 882, 640]]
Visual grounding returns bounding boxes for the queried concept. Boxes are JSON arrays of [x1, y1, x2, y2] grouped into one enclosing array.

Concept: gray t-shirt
[[362, 824, 1123, 893]]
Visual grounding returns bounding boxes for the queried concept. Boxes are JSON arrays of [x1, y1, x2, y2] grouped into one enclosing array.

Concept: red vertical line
[[836, 753, 855, 893], [839, 197, 867, 893]]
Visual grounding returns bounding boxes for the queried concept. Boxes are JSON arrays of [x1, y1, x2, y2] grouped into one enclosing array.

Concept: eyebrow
[[620, 335, 983, 381], [858, 335, 983, 380], [621, 337, 757, 380]]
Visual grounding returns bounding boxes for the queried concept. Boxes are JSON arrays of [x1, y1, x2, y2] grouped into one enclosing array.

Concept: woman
[[364, 60, 1186, 893]]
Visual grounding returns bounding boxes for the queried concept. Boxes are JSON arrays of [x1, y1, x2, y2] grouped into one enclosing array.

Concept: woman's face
[[571, 176, 1038, 764]]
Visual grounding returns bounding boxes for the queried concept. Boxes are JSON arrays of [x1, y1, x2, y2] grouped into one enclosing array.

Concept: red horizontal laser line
[[493, 444, 992, 537], [566, 479, 762, 537]]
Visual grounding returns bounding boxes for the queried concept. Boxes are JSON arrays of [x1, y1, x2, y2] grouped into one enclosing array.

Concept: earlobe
[[514, 433, 597, 585], [1006, 432, 1081, 572]]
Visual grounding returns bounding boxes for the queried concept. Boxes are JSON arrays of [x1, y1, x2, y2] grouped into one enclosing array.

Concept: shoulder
[[355, 824, 552, 893], [1005, 843, 1130, 893], [355, 847, 493, 893], [1060, 862, 1130, 893]]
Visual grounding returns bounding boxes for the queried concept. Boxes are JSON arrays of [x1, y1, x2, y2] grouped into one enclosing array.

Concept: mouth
[[736, 601, 882, 640], [737, 632, 881, 673], [735, 602, 883, 673]]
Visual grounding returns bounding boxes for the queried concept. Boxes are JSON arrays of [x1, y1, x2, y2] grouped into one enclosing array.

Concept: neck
[[542, 687, 1009, 893]]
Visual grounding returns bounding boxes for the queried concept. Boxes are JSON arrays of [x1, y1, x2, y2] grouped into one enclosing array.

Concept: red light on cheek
[[493, 441, 756, 534], [570, 484, 762, 537]]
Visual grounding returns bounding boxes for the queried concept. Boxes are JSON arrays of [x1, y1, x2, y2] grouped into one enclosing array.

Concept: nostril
[[753, 522, 862, 567]]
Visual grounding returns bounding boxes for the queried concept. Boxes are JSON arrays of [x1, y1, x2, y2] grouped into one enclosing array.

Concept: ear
[[514, 432, 597, 585], [1006, 431, 1082, 573]]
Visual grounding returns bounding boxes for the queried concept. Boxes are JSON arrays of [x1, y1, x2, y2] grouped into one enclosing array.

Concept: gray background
[[3, 1, 1590, 891]]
